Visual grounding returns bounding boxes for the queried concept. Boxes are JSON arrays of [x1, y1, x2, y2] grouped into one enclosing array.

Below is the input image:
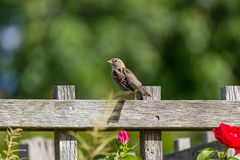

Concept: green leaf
[[229, 157, 240, 160], [217, 151, 225, 158], [198, 148, 216, 153], [196, 149, 216, 160], [122, 155, 141, 160], [9, 154, 20, 160]]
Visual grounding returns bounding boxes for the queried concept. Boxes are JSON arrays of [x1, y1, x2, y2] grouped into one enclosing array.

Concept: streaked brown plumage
[[107, 58, 151, 97]]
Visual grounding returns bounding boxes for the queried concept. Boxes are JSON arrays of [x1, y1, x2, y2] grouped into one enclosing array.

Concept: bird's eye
[[114, 60, 118, 62]]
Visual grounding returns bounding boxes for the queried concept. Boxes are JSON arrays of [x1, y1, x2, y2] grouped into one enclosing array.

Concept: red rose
[[117, 130, 130, 144], [212, 123, 240, 153]]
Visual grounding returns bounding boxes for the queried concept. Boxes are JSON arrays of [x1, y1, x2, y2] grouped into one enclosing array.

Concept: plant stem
[[6, 134, 13, 160]]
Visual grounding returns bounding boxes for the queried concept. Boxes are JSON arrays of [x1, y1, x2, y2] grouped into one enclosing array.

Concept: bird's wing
[[123, 68, 142, 89], [112, 69, 135, 91], [124, 68, 151, 96]]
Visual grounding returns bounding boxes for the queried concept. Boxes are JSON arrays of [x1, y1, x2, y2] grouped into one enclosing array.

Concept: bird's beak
[[107, 60, 112, 64]]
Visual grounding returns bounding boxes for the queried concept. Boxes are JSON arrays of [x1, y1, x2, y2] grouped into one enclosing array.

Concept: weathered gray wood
[[53, 86, 77, 160], [221, 86, 240, 156], [140, 86, 162, 160], [19, 143, 28, 160], [0, 100, 240, 129], [53, 86, 75, 100], [140, 129, 162, 160], [221, 86, 240, 100], [202, 131, 215, 143], [19, 137, 54, 160], [174, 138, 191, 152], [164, 141, 224, 160], [164, 86, 240, 160]]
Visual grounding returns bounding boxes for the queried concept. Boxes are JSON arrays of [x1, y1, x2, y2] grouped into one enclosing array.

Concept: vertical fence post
[[201, 86, 240, 144], [174, 138, 191, 152], [221, 86, 240, 101], [140, 86, 162, 160], [53, 85, 78, 160], [221, 86, 240, 156], [202, 132, 215, 143]]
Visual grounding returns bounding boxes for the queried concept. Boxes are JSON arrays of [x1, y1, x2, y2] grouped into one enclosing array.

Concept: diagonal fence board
[[0, 99, 240, 130]]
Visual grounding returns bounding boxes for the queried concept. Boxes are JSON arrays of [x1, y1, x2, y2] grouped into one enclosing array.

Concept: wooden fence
[[0, 85, 240, 160]]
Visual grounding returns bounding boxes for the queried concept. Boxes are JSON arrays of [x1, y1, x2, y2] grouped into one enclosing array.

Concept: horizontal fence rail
[[0, 85, 239, 160], [0, 99, 240, 130]]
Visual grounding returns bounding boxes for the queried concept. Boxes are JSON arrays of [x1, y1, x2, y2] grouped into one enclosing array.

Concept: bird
[[107, 58, 151, 99]]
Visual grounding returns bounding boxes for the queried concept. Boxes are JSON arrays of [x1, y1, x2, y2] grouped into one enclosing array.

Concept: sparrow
[[107, 58, 151, 98]]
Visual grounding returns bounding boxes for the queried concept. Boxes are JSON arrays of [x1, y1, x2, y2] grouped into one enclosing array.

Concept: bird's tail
[[138, 86, 151, 97]]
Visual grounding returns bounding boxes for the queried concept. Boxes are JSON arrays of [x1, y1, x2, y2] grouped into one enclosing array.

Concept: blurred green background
[[0, 0, 239, 156]]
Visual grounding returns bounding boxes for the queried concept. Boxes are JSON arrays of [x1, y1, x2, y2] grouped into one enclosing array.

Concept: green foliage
[[0, 128, 22, 160], [197, 148, 240, 160], [105, 143, 140, 160], [106, 154, 141, 160], [0, 0, 238, 100], [197, 148, 217, 160], [122, 155, 141, 160], [76, 127, 117, 160]]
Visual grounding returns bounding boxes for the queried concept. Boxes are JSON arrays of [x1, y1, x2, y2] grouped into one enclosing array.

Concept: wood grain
[[164, 86, 240, 160], [199, 86, 239, 145], [53, 85, 77, 160], [0, 100, 240, 130], [140, 86, 162, 160], [221, 86, 240, 100]]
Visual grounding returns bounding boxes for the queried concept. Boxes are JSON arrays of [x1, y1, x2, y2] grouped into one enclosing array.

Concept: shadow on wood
[[107, 99, 125, 123]]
